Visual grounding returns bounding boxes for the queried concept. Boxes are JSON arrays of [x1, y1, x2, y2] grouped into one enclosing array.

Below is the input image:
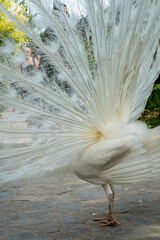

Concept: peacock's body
[[0, 0, 160, 225]]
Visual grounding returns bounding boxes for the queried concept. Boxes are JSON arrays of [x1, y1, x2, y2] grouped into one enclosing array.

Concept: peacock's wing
[[103, 126, 160, 185]]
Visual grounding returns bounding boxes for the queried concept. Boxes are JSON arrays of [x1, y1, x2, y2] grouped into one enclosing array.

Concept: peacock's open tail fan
[[0, 0, 160, 189]]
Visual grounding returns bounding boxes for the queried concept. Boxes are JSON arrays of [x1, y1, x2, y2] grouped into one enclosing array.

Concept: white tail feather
[[0, 0, 159, 184]]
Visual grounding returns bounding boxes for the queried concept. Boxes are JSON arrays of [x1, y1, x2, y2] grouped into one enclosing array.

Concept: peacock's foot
[[93, 215, 120, 226], [99, 217, 120, 227]]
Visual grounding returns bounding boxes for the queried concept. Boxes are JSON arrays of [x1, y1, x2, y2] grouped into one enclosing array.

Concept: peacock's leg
[[93, 184, 119, 226]]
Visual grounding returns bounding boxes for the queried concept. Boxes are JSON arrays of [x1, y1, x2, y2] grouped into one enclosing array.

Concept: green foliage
[[0, 0, 29, 46], [140, 78, 160, 128], [146, 84, 160, 111], [143, 116, 160, 129]]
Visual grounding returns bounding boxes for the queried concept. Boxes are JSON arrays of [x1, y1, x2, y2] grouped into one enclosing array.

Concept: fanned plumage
[[0, 0, 160, 194]]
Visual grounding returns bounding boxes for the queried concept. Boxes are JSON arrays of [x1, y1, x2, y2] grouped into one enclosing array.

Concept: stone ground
[[0, 175, 160, 240]]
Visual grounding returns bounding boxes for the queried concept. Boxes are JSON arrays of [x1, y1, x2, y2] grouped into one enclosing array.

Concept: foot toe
[[99, 219, 120, 227]]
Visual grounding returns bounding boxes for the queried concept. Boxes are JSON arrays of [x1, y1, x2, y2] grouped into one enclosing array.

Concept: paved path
[[0, 175, 160, 240]]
